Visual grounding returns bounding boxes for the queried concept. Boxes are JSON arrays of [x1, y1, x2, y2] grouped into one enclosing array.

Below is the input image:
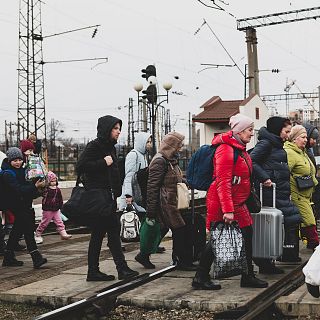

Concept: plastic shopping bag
[[211, 221, 247, 279], [303, 245, 320, 286], [25, 154, 48, 181], [139, 217, 161, 255]]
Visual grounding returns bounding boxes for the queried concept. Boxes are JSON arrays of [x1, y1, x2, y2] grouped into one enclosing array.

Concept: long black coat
[[76, 115, 122, 198], [250, 127, 301, 226]]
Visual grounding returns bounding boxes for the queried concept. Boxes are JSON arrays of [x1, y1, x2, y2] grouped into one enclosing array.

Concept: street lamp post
[[134, 67, 172, 155]]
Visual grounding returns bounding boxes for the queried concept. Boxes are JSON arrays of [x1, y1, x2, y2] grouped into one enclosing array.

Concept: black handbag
[[61, 177, 116, 226], [241, 153, 262, 213], [246, 188, 262, 213], [295, 175, 314, 191]]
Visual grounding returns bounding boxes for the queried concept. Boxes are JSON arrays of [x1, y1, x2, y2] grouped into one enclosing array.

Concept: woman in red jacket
[[192, 114, 268, 290]]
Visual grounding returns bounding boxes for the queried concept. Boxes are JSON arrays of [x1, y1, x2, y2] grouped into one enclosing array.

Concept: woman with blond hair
[[284, 125, 319, 250]]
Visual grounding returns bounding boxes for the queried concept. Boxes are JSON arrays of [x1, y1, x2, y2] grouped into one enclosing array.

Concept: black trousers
[[6, 208, 37, 252], [88, 213, 126, 272], [0, 223, 5, 248], [197, 224, 253, 275], [171, 213, 199, 266]]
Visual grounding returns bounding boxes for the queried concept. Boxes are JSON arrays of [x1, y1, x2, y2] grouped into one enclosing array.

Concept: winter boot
[[60, 230, 72, 240], [2, 250, 23, 267], [259, 263, 285, 274], [240, 266, 268, 288], [117, 264, 139, 280], [192, 269, 221, 290], [30, 250, 47, 269], [302, 225, 319, 250], [135, 252, 155, 269], [87, 268, 115, 282]]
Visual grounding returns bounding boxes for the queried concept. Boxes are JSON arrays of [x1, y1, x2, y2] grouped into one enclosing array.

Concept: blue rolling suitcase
[[252, 183, 284, 260]]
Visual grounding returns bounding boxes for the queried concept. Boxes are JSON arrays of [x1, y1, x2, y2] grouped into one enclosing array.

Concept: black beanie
[[267, 116, 290, 136]]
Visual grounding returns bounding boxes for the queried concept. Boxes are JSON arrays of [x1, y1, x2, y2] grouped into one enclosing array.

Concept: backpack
[[186, 145, 239, 191], [117, 156, 126, 186], [0, 169, 16, 210], [130, 150, 149, 207], [120, 207, 141, 242]]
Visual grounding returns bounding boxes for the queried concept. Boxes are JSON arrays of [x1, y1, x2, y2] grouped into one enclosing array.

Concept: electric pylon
[[17, 0, 46, 141]]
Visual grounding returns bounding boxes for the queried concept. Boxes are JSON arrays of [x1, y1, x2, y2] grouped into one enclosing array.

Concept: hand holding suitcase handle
[[260, 182, 276, 208]]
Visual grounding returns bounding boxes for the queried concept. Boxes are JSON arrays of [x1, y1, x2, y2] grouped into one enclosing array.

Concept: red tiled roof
[[193, 94, 255, 123]]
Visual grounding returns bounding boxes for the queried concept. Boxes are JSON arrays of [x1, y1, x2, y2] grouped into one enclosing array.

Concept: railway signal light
[[142, 85, 157, 104], [141, 65, 156, 81], [272, 69, 280, 73]]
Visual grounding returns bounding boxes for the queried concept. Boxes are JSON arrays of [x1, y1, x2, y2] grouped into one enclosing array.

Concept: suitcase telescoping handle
[[259, 182, 276, 208]]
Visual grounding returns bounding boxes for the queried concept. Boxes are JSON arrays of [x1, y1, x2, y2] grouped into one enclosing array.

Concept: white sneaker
[[35, 235, 43, 244]]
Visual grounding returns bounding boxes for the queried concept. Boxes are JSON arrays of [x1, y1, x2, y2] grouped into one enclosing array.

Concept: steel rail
[[214, 261, 307, 320], [34, 265, 176, 320]]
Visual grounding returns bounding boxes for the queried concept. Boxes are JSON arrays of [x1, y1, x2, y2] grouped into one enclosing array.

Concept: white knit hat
[[229, 114, 254, 134]]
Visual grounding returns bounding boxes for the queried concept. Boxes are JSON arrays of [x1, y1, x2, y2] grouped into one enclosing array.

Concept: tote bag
[[177, 182, 190, 210], [211, 222, 247, 279]]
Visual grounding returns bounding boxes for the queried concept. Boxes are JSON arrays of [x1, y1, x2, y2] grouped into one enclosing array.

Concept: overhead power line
[[198, 19, 245, 77]]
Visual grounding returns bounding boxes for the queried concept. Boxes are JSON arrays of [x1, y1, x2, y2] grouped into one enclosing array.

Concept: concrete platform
[[276, 282, 320, 318], [0, 233, 315, 314]]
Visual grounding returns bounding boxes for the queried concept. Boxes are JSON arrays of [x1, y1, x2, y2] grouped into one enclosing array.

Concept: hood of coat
[[1, 158, 25, 178], [284, 141, 305, 155], [159, 132, 185, 160], [134, 132, 152, 154], [96, 115, 122, 145], [258, 127, 283, 148], [305, 123, 319, 149], [211, 130, 247, 151]]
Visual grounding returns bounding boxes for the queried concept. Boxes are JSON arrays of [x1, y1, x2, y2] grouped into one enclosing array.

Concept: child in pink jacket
[[35, 171, 72, 244]]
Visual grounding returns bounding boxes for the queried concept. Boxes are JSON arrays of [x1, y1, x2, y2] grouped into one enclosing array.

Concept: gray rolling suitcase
[[252, 183, 284, 260]]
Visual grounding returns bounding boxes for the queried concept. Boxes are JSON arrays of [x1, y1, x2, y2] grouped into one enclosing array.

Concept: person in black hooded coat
[[250, 117, 302, 273], [304, 124, 320, 221], [76, 115, 138, 281]]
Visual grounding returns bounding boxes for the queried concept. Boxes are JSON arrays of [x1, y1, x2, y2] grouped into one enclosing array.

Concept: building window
[[255, 107, 260, 120]]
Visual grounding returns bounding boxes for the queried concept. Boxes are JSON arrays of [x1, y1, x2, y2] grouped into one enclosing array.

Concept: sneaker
[[35, 235, 43, 244]]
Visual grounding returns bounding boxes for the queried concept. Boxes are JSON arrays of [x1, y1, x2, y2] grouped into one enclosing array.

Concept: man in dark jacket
[[76, 115, 139, 281]]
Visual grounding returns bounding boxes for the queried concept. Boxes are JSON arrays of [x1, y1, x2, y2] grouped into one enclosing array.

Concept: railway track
[[214, 261, 307, 320], [34, 265, 177, 320]]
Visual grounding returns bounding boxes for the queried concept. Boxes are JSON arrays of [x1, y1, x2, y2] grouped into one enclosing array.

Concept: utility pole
[[245, 28, 260, 96], [127, 98, 134, 148], [237, 7, 320, 97]]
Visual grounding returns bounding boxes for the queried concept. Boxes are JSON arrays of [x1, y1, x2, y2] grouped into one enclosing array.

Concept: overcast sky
[[1, 0, 320, 144]]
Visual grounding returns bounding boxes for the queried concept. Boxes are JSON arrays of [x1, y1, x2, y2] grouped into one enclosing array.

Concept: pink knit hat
[[229, 113, 254, 134], [47, 171, 58, 183]]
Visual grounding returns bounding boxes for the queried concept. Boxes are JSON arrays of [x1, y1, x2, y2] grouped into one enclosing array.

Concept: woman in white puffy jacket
[[119, 132, 152, 212]]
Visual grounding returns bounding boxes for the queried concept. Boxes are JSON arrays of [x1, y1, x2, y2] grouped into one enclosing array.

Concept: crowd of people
[[0, 113, 319, 294]]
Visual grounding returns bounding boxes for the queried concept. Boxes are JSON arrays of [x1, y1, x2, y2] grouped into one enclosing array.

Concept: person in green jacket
[[284, 125, 319, 250]]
